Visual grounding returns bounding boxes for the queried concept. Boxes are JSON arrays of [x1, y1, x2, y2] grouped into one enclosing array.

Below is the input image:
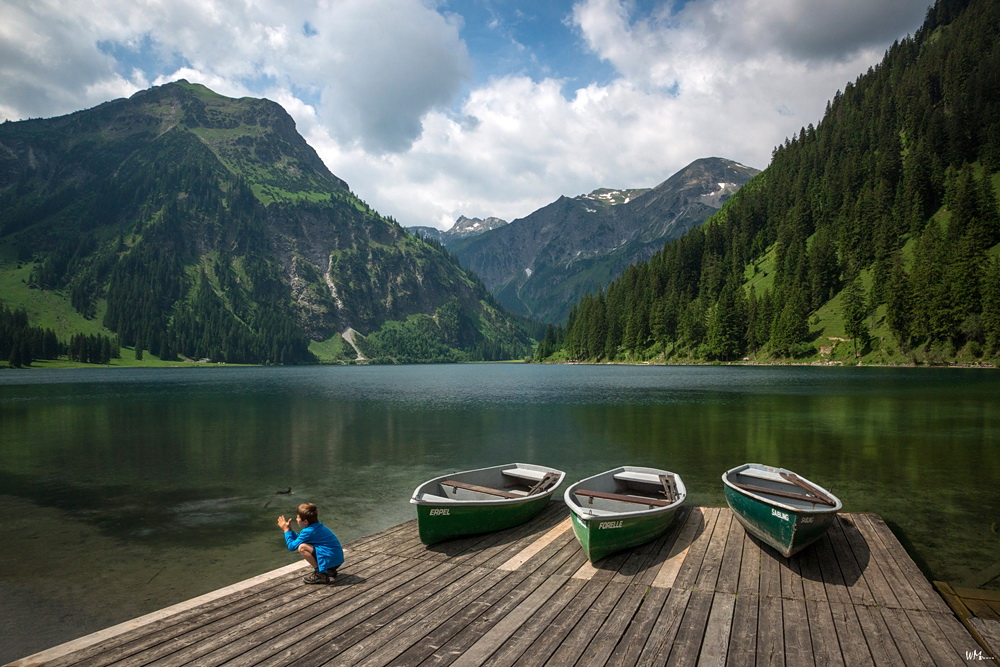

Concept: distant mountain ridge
[[449, 157, 759, 323], [0, 81, 531, 364], [409, 215, 508, 246]]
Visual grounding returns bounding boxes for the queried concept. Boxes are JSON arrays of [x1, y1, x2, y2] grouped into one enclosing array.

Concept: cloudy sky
[[1, 0, 930, 229]]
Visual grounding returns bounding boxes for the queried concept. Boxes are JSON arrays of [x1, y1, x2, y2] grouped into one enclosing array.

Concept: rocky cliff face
[[450, 157, 759, 323]]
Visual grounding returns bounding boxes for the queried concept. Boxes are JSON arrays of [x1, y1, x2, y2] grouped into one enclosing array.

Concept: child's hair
[[297, 503, 319, 524]]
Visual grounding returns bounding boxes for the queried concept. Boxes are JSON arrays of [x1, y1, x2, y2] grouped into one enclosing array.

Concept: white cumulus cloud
[[0, 0, 930, 229]]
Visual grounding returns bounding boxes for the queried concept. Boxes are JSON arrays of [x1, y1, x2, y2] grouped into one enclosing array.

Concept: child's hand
[[277, 515, 292, 532]]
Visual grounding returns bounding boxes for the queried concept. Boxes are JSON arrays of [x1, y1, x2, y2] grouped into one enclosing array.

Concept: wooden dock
[[9, 504, 985, 666]]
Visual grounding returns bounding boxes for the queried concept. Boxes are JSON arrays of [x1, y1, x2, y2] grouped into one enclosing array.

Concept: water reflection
[[0, 365, 997, 661]]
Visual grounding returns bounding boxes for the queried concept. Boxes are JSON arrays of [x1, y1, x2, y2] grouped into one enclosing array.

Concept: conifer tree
[[843, 276, 869, 358]]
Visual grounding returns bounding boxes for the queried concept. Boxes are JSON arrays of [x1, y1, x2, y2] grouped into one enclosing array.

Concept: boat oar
[[778, 473, 837, 506]]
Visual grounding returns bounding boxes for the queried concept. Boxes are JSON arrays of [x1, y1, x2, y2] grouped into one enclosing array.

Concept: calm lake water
[[1, 364, 998, 661]]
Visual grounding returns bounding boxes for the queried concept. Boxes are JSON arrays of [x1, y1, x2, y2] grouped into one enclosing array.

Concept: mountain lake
[[1, 363, 998, 662]]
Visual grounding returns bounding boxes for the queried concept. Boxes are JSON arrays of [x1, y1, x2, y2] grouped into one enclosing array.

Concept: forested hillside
[[0, 81, 532, 366], [544, 0, 1000, 365]]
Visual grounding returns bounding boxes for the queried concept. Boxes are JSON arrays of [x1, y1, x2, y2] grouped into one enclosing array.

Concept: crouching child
[[277, 502, 345, 585]]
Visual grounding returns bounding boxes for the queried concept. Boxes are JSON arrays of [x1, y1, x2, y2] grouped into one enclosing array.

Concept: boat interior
[[572, 470, 681, 516], [422, 467, 560, 503], [727, 466, 838, 510]]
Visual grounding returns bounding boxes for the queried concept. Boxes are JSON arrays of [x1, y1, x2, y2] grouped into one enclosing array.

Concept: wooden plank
[[954, 588, 1000, 603], [384, 569, 535, 667], [828, 601, 874, 667], [498, 517, 572, 571], [803, 599, 844, 667], [653, 506, 708, 589], [906, 610, 984, 666], [605, 586, 671, 667], [439, 480, 521, 498], [971, 618, 1000, 657], [927, 608, 997, 660], [716, 512, 745, 595], [696, 509, 732, 592], [865, 514, 950, 614], [841, 515, 899, 608], [636, 588, 692, 667], [332, 569, 520, 667], [631, 506, 691, 588], [506, 578, 612, 667], [779, 550, 806, 601], [473, 578, 588, 667], [573, 488, 673, 507], [16, 509, 992, 667], [33, 560, 315, 667], [966, 598, 1000, 622], [878, 607, 935, 667], [468, 505, 571, 570], [758, 542, 783, 599], [430, 573, 569, 665], [448, 573, 571, 667], [851, 513, 924, 611], [76, 553, 402, 667], [285, 564, 492, 667], [612, 522, 677, 585], [796, 540, 828, 602], [555, 545, 590, 578], [351, 521, 415, 551], [725, 593, 757, 667], [825, 516, 876, 606], [813, 532, 851, 605], [572, 581, 649, 666], [188, 558, 448, 666], [837, 514, 899, 609], [672, 507, 722, 591], [529, 536, 585, 578], [736, 529, 761, 597], [854, 604, 905, 665], [696, 592, 736, 667], [781, 598, 815, 667], [666, 589, 715, 667], [544, 581, 631, 665], [755, 594, 784, 667], [182, 559, 446, 667]]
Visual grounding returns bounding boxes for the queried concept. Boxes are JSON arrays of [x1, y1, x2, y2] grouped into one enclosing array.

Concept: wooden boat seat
[[574, 489, 672, 507], [730, 480, 837, 507], [439, 480, 521, 499]]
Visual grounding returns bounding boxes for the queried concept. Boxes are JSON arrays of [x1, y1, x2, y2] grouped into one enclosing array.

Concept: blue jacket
[[284, 522, 344, 571]]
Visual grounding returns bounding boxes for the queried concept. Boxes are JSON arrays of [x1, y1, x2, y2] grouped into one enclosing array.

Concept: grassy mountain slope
[[0, 81, 531, 365]]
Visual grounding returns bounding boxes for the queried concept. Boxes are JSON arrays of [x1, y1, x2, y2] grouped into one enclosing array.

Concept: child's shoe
[[326, 567, 338, 579], [303, 570, 330, 585]]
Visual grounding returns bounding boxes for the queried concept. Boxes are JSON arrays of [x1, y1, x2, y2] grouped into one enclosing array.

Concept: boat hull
[[569, 505, 680, 563], [564, 466, 686, 562], [724, 484, 838, 558], [415, 492, 552, 545]]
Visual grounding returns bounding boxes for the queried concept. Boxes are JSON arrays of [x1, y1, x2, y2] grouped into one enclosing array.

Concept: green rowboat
[[410, 463, 565, 545], [723, 463, 842, 558], [565, 466, 686, 562]]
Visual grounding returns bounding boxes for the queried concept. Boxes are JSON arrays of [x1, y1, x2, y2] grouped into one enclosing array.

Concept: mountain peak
[[577, 187, 650, 207], [450, 215, 508, 234]]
